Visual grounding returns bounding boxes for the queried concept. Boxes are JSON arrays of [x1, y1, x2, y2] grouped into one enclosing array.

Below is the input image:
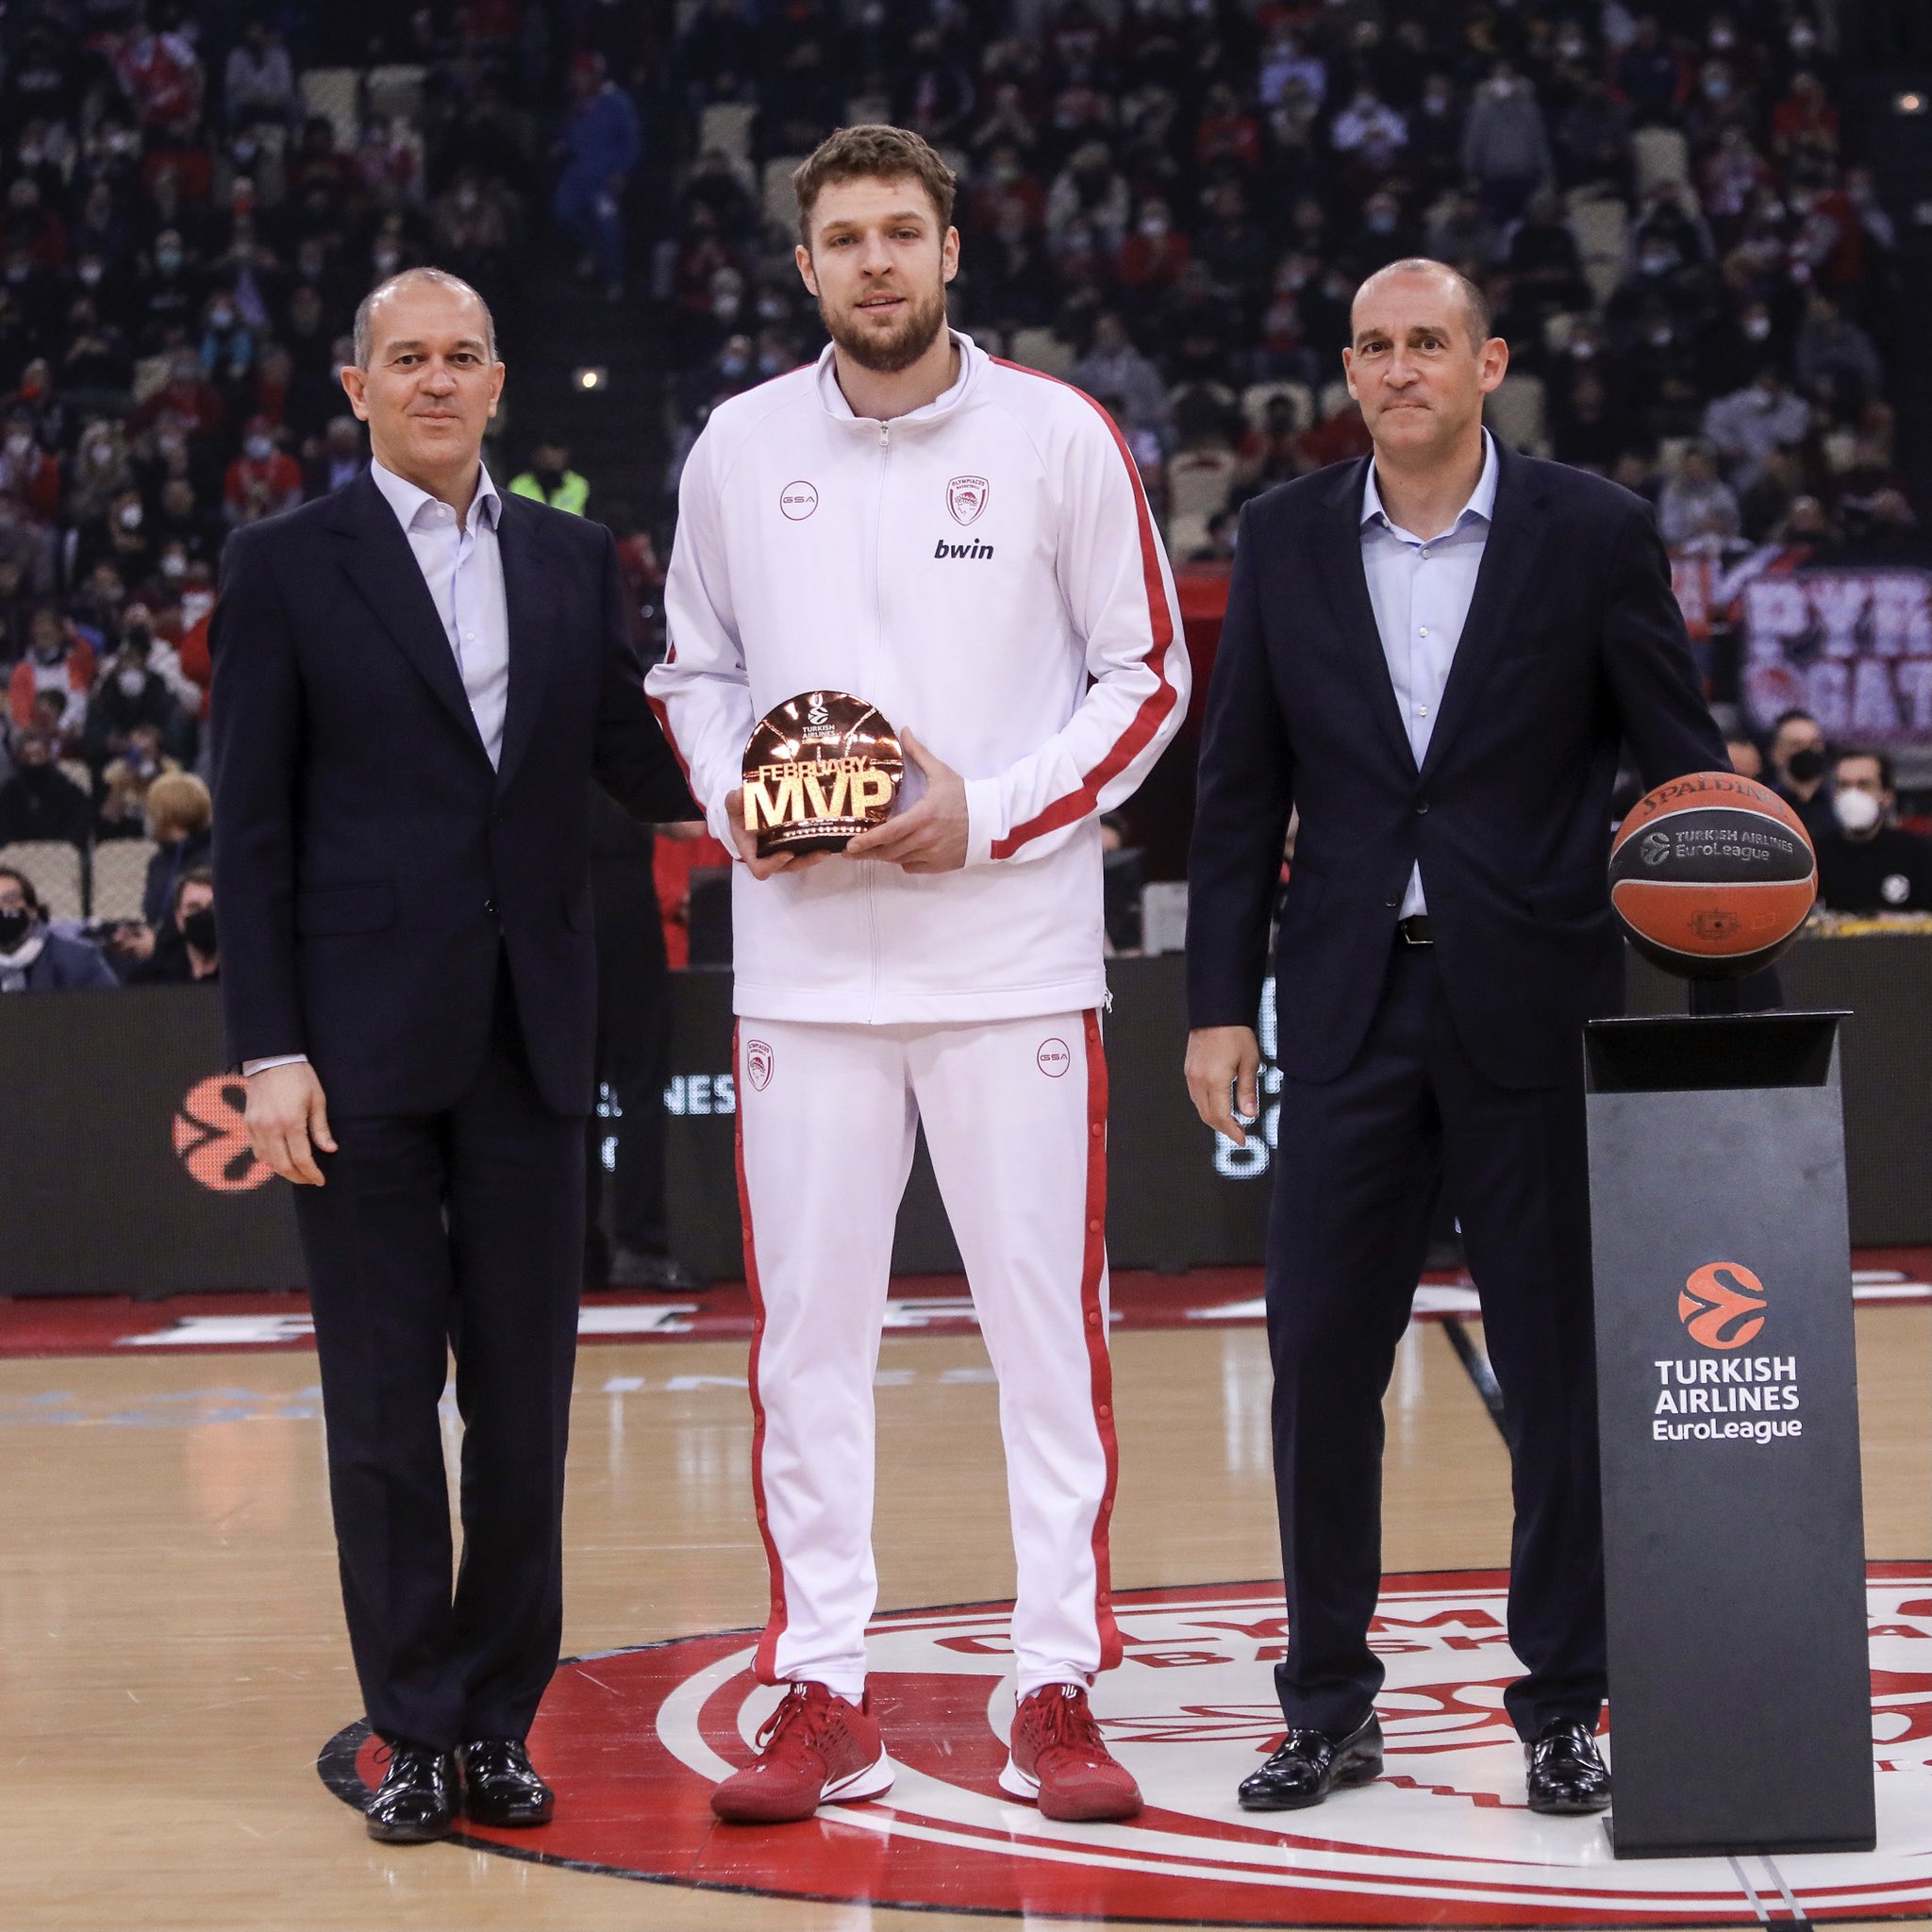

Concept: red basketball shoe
[[709, 1681, 893, 1824], [999, 1683, 1142, 1822]]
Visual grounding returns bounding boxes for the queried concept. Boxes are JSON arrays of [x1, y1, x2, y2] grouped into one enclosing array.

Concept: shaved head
[[1351, 258, 1491, 352]]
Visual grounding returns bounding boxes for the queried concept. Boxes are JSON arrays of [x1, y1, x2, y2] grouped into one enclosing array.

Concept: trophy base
[[755, 824, 860, 858]]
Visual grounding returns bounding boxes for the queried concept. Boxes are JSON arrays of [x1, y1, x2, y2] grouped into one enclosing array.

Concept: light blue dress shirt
[[1358, 429, 1499, 917], [369, 457, 511, 771]]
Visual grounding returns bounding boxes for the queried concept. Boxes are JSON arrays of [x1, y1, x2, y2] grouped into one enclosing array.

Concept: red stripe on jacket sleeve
[[988, 358, 1181, 860]]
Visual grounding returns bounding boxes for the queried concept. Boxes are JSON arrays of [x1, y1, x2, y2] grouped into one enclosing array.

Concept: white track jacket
[[650, 331, 1190, 1024]]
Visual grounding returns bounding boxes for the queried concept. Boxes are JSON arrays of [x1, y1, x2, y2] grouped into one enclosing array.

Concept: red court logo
[[1680, 1260, 1768, 1350], [778, 481, 818, 521], [322, 1567, 1932, 1925], [1037, 1037, 1071, 1077], [744, 1039, 774, 1091], [947, 475, 989, 525], [173, 1075, 271, 1192]]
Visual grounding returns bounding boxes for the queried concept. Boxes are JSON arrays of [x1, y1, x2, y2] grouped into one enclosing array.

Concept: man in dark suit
[[210, 268, 692, 1842], [1185, 259, 1726, 1817]]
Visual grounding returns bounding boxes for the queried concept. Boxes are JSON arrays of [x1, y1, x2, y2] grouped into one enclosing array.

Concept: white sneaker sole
[[822, 1752, 895, 1805], [998, 1756, 1039, 1802]]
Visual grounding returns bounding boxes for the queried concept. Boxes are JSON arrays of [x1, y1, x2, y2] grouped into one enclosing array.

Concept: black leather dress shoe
[[1238, 1713, 1383, 1811], [366, 1743, 458, 1842], [460, 1739, 556, 1826], [1525, 1719, 1612, 1815]]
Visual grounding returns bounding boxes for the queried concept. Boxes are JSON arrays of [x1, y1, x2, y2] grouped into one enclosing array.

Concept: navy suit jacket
[[1187, 442, 1727, 1090], [209, 470, 695, 1117]]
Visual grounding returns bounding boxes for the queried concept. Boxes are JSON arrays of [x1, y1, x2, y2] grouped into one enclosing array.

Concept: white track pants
[[733, 1011, 1122, 1701]]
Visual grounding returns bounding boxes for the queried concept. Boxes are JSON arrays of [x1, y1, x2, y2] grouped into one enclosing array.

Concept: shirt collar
[[370, 456, 502, 533], [815, 328, 981, 425], [1361, 428, 1498, 539]]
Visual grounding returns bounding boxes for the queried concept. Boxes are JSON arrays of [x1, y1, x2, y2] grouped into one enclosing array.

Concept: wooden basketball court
[[3, 1285, 1926, 1930]]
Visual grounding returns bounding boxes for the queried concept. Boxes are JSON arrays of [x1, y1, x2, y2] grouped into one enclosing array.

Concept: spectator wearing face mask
[[1460, 64, 1553, 218], [0, 865, 117, 992], [96, 721, 178, 841], [149, 474, 218, 562], [676, 334, 757, 422], [129, 866, 219, 984], [109, 600, 197, 714], [1766, 708, 1837, 845], [8, 605, 92, 732], [85, 621, 192, 770], [1657, 443, 1742, 548], [1073, 314, 1171, 435], [1702, 366, 1811, 491], [0, 726, 90, 844], [72, 489, 153, 594], [224, 416, 301, 522], [67, 421, 135, 525], [1117, 198, 1191, 299], [100, 768, 212, 977], [1815, 749, 1932, 914], [508, 441, 590, 516], [225, 21, 296, 130], [0, 413, 58, 519]]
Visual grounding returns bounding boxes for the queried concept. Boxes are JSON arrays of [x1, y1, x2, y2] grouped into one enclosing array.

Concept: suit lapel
[[493, 493, 555, 795], [330, 473, 491, 765], [1416, 443, 1547, 784], [1314, 458, 1418, 774]]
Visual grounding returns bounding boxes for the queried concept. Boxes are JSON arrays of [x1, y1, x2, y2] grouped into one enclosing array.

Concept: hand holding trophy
[[727, 691, 905, 876]]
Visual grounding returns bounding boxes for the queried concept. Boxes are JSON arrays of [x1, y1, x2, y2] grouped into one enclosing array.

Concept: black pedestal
[[1584, 1012, 1874, 1859]]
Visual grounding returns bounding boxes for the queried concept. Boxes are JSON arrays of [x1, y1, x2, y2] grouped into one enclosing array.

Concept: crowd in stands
[[653, 0, 1928, 909], [0, 4, 636, 991], [658, 3, 1917, 572], [0, 2, 1926, 1000]]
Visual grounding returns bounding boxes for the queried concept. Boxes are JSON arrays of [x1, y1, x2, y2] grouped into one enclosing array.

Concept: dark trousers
[[293, 960, 585, 1750], [584, 858, 672, 1273], [1265, 941, 1607, 1742]]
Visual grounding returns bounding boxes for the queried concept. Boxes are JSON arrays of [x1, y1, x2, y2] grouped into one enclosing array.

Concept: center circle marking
[[320, 1566, 1932, 1925]]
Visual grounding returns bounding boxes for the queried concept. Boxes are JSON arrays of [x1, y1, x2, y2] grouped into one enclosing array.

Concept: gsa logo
[[1679, 1260, 1768, 1350]]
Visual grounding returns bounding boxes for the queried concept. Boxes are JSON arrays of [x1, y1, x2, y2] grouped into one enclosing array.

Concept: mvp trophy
[[742, 691, 905, 856]]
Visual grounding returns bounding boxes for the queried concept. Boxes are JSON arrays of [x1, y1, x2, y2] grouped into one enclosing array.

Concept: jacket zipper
[[864, 420, 891, 1021]]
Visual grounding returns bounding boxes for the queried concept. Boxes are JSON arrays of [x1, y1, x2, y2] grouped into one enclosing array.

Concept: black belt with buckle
[[1396, 914, 1435, 946]]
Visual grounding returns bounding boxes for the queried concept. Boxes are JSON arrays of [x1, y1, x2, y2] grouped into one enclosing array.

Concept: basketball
[[1608, 772, 1817, 977]]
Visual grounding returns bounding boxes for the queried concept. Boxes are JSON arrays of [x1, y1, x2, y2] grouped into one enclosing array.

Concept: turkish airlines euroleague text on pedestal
[[1651, 1355, 1802, 1444]]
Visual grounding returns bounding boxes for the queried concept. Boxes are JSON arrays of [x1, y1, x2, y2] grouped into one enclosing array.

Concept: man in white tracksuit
[[650, 125, 1189, 1826]]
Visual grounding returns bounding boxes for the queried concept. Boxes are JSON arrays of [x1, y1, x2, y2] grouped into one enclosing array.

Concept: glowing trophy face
[[741, 691, 905, 857]]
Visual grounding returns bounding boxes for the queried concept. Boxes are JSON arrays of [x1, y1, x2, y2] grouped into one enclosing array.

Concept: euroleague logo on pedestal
[[1655, 1259, 1799, 1444], [173, 1074, 272, 1192], [1679, 1259, 1769, 1349], [320, 1568, 1932, 1925]]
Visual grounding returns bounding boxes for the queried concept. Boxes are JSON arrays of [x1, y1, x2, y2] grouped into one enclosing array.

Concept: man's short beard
[[822, 284, 950, 374]]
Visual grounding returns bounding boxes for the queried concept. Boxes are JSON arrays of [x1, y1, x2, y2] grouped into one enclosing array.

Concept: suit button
[[484, 899, 497, 917], [1414, 800, 1430, 815], [1385, 897, 1399, 908]]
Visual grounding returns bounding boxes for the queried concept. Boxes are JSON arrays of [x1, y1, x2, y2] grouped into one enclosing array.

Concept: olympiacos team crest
[[322, 1567, 1932, 1924]]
